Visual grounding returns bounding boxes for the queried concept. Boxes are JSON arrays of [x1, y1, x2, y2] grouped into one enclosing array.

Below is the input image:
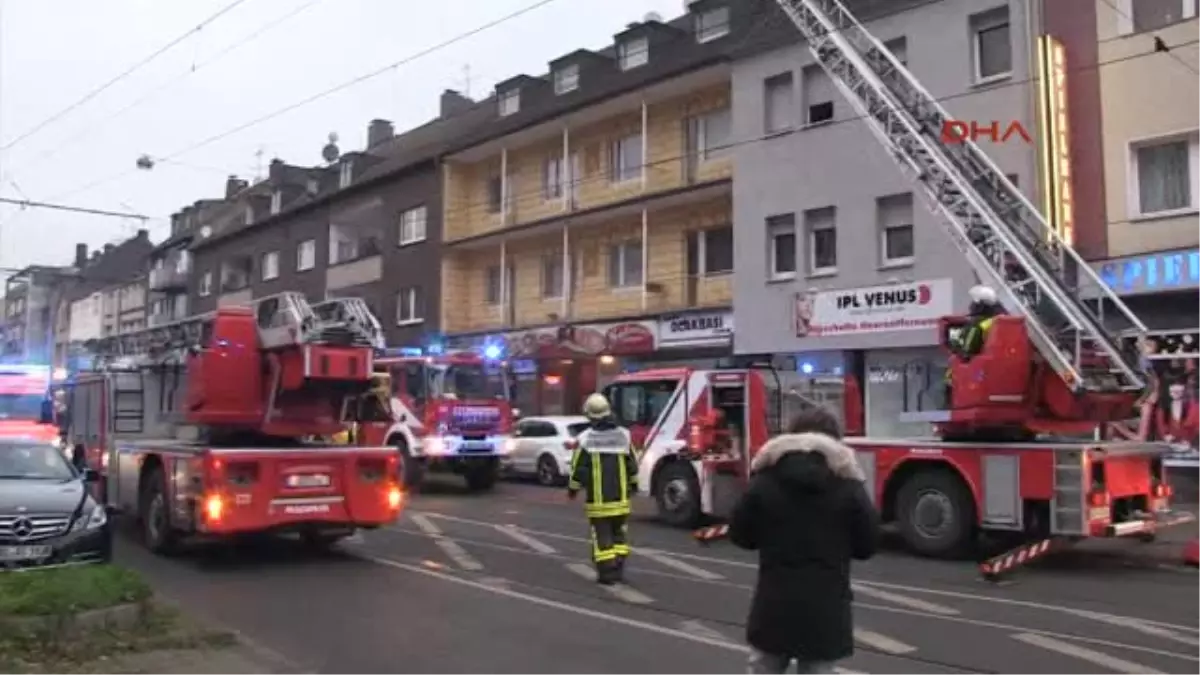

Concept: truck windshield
[[0, 394, 46, 421], [437, 363, 509, 400], [0, 443, 74, 480]]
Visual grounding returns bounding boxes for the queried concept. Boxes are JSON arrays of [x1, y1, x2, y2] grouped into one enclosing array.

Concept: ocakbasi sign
[[941, 119, 1033, 144]]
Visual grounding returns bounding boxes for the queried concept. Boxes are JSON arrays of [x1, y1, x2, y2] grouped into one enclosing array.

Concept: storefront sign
[[1035, 35, 1074, 246], [1094, 248, 1200, 296], [657, 310, 733, 347], [794, 279, 953, 337], [498, 321, 656, 358]]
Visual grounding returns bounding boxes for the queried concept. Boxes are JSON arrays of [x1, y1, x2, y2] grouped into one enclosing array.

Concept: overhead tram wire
[[46, 0, 565, 203], [16, 0, 326, 174], [1095, 0, 1198, 74], [0, 0, 251, 152]]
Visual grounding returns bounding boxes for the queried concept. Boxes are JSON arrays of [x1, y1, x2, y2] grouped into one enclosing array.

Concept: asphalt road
[[118, 480, 1200, 674]]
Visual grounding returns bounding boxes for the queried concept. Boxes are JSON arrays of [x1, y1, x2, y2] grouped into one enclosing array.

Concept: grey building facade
[[730, 0, 1041, 435]]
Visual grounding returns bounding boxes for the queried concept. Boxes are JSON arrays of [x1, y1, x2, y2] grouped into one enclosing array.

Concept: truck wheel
[[392, 437, 424, 491], [655, 461, 701, 528], [464, 460, 498, 492], [139, 467, 178, 556], [895, 469, 976, 559], [536, 454, 563, 487]]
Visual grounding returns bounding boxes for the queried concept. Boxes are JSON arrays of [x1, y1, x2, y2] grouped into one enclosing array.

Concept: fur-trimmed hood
[[750, 432, 865, 483]]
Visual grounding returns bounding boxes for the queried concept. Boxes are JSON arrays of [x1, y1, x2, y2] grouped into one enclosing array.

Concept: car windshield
[[437, 363, 509, 400], [0, 394, 45, 421], [0, 443, 75, 480]]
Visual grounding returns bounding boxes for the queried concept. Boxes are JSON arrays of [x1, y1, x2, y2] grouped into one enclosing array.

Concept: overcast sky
[[0, 0, 686, 275]]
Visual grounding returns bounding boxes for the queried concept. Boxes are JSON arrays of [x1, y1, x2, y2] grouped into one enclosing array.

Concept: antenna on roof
[[254, 147, 265, 182], [460, 64, 472, 98]]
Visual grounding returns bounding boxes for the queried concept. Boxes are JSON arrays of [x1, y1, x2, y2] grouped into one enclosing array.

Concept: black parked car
[[0, 439, 112, 569]]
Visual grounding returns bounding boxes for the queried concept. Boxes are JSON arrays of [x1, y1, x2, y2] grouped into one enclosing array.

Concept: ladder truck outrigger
[[64, 292, 405, 554], [615, 0, 1194, 578]]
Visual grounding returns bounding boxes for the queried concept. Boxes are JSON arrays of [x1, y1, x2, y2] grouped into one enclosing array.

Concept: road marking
[[851, 583, 960, 616], [565, 563, 654, 604], [495, 524, 557, 554], [854, 628, 916, 655], [640, 548, 724, 580], [680, 619, 732, 642], [409, 513, 484, 571], [367, 555, 862, 673], [1061, 609, 1199, 647], [1012, 632, 1163, 674], [478, 576, 512, 590]]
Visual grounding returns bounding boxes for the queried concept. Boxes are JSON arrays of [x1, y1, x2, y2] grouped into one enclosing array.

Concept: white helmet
[[582, 393, 612, 421], [968, 285, 998, 305]]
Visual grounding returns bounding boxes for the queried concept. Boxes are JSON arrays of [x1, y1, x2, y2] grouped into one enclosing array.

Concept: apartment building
[[729, 0, 1073, 436], [189, 111, 488, 346], [2, 264, 75, 363], [62, 231, 154, 366], [148, 199, 226, 327], [1090, 0, 1198, 339], [440, 0, 765, 415]]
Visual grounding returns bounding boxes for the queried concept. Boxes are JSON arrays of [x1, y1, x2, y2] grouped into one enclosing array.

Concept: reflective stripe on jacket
[[568, 423, 638, 518]]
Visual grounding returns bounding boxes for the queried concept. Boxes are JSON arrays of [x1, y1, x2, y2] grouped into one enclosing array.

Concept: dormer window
[[306, 177, 319, 194], [244, 205, 254, 225], [270, 190, 282, 215], [618, 36, 649, 71], [553, 64, 579, 94], [339, 160, 353, 189], [695, 7, 730, 43], [498, 89, 520, 116]]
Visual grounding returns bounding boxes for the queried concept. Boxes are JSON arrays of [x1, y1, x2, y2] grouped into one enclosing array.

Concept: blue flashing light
[[483, 344, 502, 360], [800, 362, 814, 375], [426, 342, 444, 355]]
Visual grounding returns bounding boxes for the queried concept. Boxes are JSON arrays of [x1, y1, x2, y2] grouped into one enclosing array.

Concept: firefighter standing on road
[[567, 393, 638, 585]]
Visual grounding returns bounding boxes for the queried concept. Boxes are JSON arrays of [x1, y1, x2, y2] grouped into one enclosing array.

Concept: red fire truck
[[614, 0, 1194, 572], [66, 293, 405, 553], [359, 349, 514, 492], [0, 363, 61, 445]]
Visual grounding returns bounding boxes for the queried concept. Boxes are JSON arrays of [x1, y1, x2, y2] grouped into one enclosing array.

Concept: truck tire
[[139, 467, 179, 556], [464, 460, 499, 492], [391, 437, 424, 491], [655, 461, 701, 528], [895, 468, 976, 559]]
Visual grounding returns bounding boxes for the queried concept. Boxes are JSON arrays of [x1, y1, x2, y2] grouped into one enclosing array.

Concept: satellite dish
[[322, 132, 341, 164], [199, 225, 212, 239], [644, 11, 663, 22]]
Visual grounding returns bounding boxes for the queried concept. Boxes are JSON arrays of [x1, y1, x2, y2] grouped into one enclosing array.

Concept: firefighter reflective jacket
[[961, 316, 996, 356], [568, 419, 638, 518]]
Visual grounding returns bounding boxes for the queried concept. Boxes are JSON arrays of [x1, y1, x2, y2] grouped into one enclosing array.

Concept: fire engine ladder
[[90, 314, 210, 367], [773, 0, 1148, 394]]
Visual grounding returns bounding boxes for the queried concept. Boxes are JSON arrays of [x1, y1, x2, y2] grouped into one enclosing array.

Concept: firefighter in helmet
[[956, 285, 1005, 358], [567, 392, 639, 585]]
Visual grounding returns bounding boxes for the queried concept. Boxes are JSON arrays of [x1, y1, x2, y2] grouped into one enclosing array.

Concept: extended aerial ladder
[[772, 0, 1148, 395]]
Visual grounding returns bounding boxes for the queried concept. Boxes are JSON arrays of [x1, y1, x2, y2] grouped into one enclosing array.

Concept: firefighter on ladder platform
[[945, 285, 1007, 398], [567, 393, 638, 585]]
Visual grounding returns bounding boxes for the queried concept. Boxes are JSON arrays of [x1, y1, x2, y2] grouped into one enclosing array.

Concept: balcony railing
[[148, 266, 189, 291]]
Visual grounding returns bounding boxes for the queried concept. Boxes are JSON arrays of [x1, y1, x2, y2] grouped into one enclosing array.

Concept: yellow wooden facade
[[441, 82, 734, 335]]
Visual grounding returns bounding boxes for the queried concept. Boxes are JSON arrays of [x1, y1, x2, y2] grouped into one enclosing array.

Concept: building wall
[[68, 293, 104, 343], [1096, 2, 1199, 258], [731, 0, 1039, 354]]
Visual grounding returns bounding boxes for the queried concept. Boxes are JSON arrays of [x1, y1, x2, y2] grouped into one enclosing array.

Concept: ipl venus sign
[[794, 279, 954, 337]]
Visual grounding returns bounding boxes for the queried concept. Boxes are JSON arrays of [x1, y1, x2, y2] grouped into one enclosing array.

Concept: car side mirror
[[80, 468, 100, 483]]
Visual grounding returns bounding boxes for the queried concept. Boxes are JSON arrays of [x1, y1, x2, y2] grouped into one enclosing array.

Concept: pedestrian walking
[[728, 406, 880, 674]]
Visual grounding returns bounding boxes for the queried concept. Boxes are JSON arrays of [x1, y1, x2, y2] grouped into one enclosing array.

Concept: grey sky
[[0, 0, 685, 273]]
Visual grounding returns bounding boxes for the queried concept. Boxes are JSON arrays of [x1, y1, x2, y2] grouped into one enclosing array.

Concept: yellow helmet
[[582, 393, 612, 420]]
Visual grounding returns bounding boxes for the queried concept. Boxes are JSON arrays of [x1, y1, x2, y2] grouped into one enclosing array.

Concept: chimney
[[136, 228, 149, 240], [74, 243, 87, 267], [268, 158, 285, 182], [225, 175, 247, 199], [367, 119, 394, 148], [103, 244, 115, 254], [440, 89, 474, 118]]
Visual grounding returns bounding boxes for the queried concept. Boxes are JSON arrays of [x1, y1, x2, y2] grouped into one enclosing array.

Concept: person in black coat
[[728, 407, 880, 674]]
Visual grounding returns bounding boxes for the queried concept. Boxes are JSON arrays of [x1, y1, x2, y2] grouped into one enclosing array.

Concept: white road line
[[565, 563, 654, 604], [680, 619, 733, 642], [409, 513, 484, 571], [854, 628, 916, 655], [1012, 632, 1164, 674], [851, 583, 960, 616], [495, 524, 558, 554], [640, 548, 724, 580], [1062, 609, 1199, 647], [368, 555, 864, 673]]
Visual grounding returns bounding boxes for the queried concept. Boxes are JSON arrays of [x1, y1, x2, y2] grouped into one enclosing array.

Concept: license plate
[[0, 545, 52, 562], [286, 474, 331, 488], [460, 442, 492, 452]]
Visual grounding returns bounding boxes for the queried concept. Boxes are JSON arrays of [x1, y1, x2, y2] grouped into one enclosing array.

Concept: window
[[877, 193, 915, 266], [884, 37, 907, 66], [543, 156, 564, 200], [329, 225, 357, 265], [553, 64, 579, 94], [176, 250, 190, 274], [270, 190, 282, 215], [498, 89, 520, 116], [698, 108, 732, 161], [1132, 136, 1197, 216], [767, 214, 797, 280], [764, 72, 794, 134], [610, 133, 643, 183], [804, 207, 837, 274], [604, 379, 678, 427], [541, 253, 564, 298], [260, 251, 280, 281], [399, 206, 427, 245], [485, 266, 502, 305], [339, 160, 353, 189], [697, 227, 733, 275], [396, 287, 424, 325], [695, 7, 730, 43], [306, 177, 319, 194], [296, 239, 316, 271], [243, 206, 254, 225], [608, 240, 643, 288], [1127, 0, 1197, 33], [802, 65, 834, 125], [971, 7, 1012, 82], [199, 271, 212, 297], [618, 36, 649, 70], [487, 176, 503, 213]]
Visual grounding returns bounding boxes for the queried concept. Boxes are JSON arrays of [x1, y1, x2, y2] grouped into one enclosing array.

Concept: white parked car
[[503, 415, 590, 486]]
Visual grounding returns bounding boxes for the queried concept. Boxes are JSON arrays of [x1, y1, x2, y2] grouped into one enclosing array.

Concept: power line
[[0, 196, 149, 220], [1095, 0, 1199, 74], [0, 0, 251, 152], [14, 0, 325, 175]]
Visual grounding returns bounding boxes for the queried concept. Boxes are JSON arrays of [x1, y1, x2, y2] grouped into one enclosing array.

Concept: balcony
[[441, 194, 732, 334], [443, 76, 731, 244], [149, 264, 189, 292]]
